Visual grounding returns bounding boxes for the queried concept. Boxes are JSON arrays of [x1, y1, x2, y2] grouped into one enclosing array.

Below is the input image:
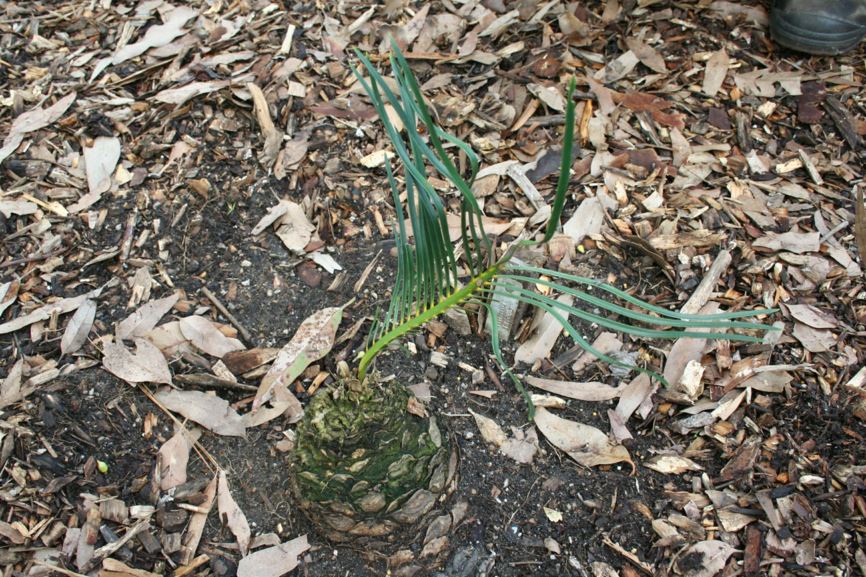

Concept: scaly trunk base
[[290, 376, 459, 564]]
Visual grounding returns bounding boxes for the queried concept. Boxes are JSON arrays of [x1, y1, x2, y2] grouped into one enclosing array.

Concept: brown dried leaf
[[103, 339, 172, 385], [0, 285, 104, 336], [155, 389, 245, 437], [218, 470, 251, 556], [0, 359, 25, 409], [157, 427, 200, 491], [675, 540, 736, 577], [116, 293, 180, 341], [786, 304, 837, 329], [619, 92, 685, 129], [624, 37, 667, 74], [526, 376, 621, 402], [179, 315, 245, 358], [83, 136, 121, 196], [253, 306, 343, 413], [792, 323, 836, 352], [110, 7, 197, 66], [61, 299, 97, 355], [237, 535, 310, 577], [515, 295, 572, 365], [702, 49, 729, 97], [644, 455, 704, 475], [469, 410, 508, 447], [534, 407, 633, 469], [274, 201, 316, 254], [0, 92, 77, 164]]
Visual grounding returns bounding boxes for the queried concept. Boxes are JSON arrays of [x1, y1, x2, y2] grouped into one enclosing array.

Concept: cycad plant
[[290, 44, 775, 553]]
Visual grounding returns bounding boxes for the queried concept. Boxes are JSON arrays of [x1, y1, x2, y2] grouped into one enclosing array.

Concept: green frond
[[352, 42, 777, 413]]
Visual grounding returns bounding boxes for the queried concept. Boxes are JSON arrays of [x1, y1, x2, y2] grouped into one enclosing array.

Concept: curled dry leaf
[[236, 535, 310, 577], [218, 470, 251, 556], [60, 299, 97, 355], [253, 306, 343, 411], [154, 389, 245, 437], [116, 293, 180, 341], [644, 455, 704, 475], [178, 315, 245, 358], [102, 339, 172, 385], [534, 407, 633, 470], [527, 83, 566, 112], [275, 201, 317, 254]]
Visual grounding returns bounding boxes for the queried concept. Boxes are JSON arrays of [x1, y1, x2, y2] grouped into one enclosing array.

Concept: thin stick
[[201, 286, 253, 344]]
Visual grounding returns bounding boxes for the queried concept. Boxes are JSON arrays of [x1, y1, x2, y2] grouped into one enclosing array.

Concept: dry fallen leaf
[[675, 540, 736, 577], [275, 201, 317, 255], [83, 136, 121, 196], [562, 197, 604, 245], [0, 92, 77, 164], [534, 407, 633, 470], [178, 315, 245, 358], [527, 83, 566, 112], [702, 48, 729, 97], [61, 299, 97, 355], [157, 426, 200, 491], [0, 284, 105, 336], [625, 37, 667, 74], [515, 295, 573, 365], [253, 306, 343, 412], [113, 7, 197, 65], [0, 359, 25, 409], [116, 293, 180, 341], [236, 535, 310, 577], [526, 376, 621, 402], [218, 470, 251, 556], [469, 409, 508, 447], [787, 304, 837, 329], [102, 339, 172, 385], [155, 389, 245, 437], [644, 455, 704, 475]]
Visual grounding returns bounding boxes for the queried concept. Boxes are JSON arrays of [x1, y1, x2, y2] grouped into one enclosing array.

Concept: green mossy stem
[[291, 376, 454, 543]]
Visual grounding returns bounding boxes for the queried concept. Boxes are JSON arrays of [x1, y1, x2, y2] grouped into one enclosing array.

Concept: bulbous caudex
[[290, 376, 458, 550]]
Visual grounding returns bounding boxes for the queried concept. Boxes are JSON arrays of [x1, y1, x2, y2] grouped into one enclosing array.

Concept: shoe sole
[[770, 11, 865, 55]]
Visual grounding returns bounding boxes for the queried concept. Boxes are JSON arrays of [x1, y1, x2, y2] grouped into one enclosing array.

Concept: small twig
[[82, 519, 150, 572], [32, 562, 89, 577], [201, 286, 253, 344], [0, 247, 70, 269], [175, 373, 257, 393], [602, 536, 655, 575]]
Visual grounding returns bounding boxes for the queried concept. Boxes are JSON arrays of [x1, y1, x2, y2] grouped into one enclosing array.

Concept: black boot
[[770, 0, 866, 54]]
